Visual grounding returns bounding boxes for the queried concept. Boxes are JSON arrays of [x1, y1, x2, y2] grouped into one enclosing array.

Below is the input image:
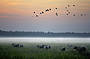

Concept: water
[[0, 37, 90, 43]]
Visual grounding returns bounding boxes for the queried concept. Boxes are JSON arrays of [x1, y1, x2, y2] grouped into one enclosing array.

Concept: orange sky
[[0, 0, 90, 32], [0, 0, 90, 17]]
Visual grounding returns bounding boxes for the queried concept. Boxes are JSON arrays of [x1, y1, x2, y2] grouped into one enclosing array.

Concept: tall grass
[[0, 43, 90, 59]]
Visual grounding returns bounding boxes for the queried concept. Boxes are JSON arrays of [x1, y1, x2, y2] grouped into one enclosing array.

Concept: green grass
[[0, 42, 90, 59]]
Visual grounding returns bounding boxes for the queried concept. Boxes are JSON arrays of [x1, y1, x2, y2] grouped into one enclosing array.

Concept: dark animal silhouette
[[73, 5, 75, 6], [45, 9, 49, 12], [49, 9, 51, 10], [81, 14, 83, 16], [65, 7, 67, 9], [55, 8, 58, 10], [20, 45, 23, 47], [42, 11, 44, 14], [32, 4, 87, 17], [36, 15, 39, 17], [34, 12, 35, 13], [13, 44, 19, 47], [56, 13, 58, 16], [73, 46, 87, 53], [37, 44, 51, 49], [61, 48, 66, 51], [12, 43, 24, 48], [73, 14, 75, 16], [68, 5, 70, 7]]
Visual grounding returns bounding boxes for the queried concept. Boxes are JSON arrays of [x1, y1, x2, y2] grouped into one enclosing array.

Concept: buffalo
[[12, 43, 24, 48], [61, 48, 66, 51], [37, 44, 51, 49], [73, 46, 87, 53]]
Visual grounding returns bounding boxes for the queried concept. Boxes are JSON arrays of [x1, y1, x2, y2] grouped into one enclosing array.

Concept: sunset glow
[[0, 0, 90, 32]]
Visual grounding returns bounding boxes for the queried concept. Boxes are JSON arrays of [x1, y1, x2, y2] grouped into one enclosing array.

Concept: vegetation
[[0, 30, 90, 37], [0, 43, 90, 59]]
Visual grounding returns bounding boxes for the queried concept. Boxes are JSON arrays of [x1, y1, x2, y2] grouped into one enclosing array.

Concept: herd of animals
[[12, 43, 23, 48], [11, 43, 90, 56], [32, 4, 87, 17]]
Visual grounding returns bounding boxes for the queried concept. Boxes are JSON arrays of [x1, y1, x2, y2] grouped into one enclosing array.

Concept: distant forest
[[0, 30, 90, 37]]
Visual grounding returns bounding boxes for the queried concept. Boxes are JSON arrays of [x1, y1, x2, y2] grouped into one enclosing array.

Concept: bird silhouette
[[81, 14, 83, 16], [45, 9, 49, 12], [68, 5, 70, 7], [84, 14, 86, 16], [34, 12, 35, 13], [73, 5, 75, 7], [68, 12, 70, 14], [73, 14, 75, 16], [32, 3, 87, 17], [66, 14, 69, 16], [40, 12, 42, 14], [65, 7, 67, 9], [55, 8, 58, 10], [56, 13, 58, 16], [42, 11, 44, 14], [49, 9, 51, 10], [36, 15, 39, 17]]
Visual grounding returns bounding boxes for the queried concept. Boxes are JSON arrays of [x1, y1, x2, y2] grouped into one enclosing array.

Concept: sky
[[0, 0, 90, 33]]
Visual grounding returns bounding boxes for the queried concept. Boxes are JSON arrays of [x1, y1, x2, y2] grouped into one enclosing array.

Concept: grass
[[0, 42, 90, 59]]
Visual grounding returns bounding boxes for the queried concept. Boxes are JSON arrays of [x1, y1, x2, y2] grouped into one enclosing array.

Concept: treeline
[[0, 30, 90, 37]]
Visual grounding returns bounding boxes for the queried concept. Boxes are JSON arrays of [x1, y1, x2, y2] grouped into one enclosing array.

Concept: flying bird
[[81, 14, 83, 16], [68, 5, 70, 7], [40, 12, 42, 14], [56, 13, 58, 16], [36, 15, 39, 17], [65, 7, 67, 9], [45, 9, 49, 12], [66, 14, 69, 16], [49, 9, 51, 10], [73, 14, 75, 16], [34, 12, 35, 13], [84, 14, 86, 16], [42, 11, 44, 14], [68, 12, 70, 14], [73, 5, 75, 7], [55, 8, 58, 10]]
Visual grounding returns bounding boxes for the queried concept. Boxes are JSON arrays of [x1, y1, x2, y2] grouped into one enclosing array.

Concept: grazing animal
[[61, 48, 66, 51], [12, 43, 24, 48], [79, 47, 86, 52], [44, 45, 51, 49], [73, 46, 87, 53], [73, 46, 78, 50], [37, 44, 51, 49], [13, 44, 19, 47], [20, 45, 24, 47]]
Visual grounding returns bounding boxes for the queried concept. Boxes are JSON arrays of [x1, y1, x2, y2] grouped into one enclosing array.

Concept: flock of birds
[[32, 4, 87, 17]]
